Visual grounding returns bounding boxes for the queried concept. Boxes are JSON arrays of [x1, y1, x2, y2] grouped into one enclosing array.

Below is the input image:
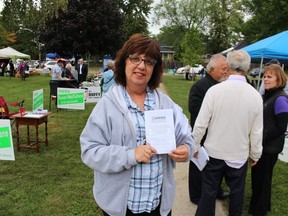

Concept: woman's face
[[125, 53, 156, 90], [263, 71, 278, 90]]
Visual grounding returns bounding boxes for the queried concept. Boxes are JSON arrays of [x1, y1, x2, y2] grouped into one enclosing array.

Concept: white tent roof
[[221, 47, 234, 55], [0, 47, 31, 60]]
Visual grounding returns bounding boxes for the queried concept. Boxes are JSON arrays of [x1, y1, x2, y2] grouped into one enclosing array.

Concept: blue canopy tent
[[46, 53, 59, 59], [242, 30, 288, 89], [243, 30, 288, 64]]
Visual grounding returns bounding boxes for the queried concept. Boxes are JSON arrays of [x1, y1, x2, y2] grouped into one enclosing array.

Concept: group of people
[[80, 33, 288, 216], [52, 57, 88, 84], [189, 52, 288, 216], [51, 56, 117, 96]]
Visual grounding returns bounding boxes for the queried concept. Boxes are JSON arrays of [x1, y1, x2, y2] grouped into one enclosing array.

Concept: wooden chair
[[49, 80, 59, 112]]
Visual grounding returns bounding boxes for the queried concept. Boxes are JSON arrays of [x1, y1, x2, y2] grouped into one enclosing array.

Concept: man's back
[[189, 73, 218, 128], [194, 76, 263, 161]]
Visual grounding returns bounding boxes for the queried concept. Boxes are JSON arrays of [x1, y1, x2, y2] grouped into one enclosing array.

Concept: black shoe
[[217, 191, 230, 200]]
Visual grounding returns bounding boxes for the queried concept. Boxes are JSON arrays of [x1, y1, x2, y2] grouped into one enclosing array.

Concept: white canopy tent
[[0, 47, 31, 60]]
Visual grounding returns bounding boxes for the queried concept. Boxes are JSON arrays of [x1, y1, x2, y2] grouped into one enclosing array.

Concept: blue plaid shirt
[[123, 87, 163, 214]]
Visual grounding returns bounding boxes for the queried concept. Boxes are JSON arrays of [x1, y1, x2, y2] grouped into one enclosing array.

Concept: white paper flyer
[[145, 109, 176, 154]]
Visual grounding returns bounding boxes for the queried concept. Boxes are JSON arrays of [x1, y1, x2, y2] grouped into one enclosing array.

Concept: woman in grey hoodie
[[80, 34, 194, 216]]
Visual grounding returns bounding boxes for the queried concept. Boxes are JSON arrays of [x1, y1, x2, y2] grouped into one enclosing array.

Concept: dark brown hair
[[114, 33, 163, 90], [264, 64, 287, 88]]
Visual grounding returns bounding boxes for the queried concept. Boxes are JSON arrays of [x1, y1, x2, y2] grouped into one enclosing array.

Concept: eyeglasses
[[129, 55, 157, 67]]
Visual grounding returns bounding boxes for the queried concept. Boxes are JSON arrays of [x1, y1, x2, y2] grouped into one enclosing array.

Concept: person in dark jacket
[[9, 60, 14, 77], [249, 64, 288, 216], [188, 54, 229, 205], [75, 58, 88, 83]]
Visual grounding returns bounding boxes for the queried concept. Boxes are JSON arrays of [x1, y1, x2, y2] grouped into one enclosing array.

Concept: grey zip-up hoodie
[[80, 84, 194, 216]]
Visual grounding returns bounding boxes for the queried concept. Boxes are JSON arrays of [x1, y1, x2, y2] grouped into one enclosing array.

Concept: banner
[[0, 120, 15, 161], [83, 87, 101, 103], [57, 88, 85, 110], [33, 89, 44, 111]]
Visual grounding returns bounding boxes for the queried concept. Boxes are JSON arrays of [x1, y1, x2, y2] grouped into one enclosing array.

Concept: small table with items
[[14, 112, 51, 153]]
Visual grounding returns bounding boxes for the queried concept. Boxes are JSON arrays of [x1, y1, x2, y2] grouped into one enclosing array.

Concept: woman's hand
[[134, 145, 157, 163], [169, 144, 189, 162]]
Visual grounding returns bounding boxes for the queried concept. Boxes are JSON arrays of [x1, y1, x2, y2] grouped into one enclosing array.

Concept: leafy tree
[[39, 0, 68, 20], [115, 0, 153, 38], [242, 0, 288, 42], [1, 0, 42, 32], [1, 0, 22, 33], [154, 0, 207, 32], [154, 0, 207, 62], [156, 25, 186, 61], [0, 24, 16, 47], [38, 0, 125, 58], [154, 0, 245, 56], [204, 0, 244, 54], [0, 0, 43, 58], [0, 0, 153, 59], [181, 28, 205, 64]]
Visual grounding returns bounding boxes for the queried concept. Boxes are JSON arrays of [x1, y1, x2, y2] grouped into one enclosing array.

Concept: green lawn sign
[[0, 120, 15, 161], [33, 89, 44, 111], [57, 88, 85, 110]]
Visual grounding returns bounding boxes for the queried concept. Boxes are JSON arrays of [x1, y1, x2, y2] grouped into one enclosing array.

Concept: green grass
[[162, 74, 198, 117], [0, 75, 101, 216], [0, 73, 287, 215]]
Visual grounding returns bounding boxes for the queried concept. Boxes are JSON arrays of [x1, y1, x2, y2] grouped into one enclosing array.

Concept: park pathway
[[158, 83, 228, 216]]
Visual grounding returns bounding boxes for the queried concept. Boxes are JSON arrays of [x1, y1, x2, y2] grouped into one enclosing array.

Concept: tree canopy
[[154, 0, 245, 62], [116, 0, 153, 37], [38, 0, 125, 58], [1, 0, 288, 63], [242, 0, 288, 42], [0, 0, 153, 59]]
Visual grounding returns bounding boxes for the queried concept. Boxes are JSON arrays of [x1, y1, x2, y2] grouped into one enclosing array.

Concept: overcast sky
[[148, 0, 162, 35]]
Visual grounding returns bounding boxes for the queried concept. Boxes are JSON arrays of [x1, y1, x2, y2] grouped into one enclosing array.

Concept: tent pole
[[257, 57, 264, 90]]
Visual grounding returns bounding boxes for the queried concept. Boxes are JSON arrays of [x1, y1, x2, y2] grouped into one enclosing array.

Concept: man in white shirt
[[193, 50, 263, 216], [188, 54, 230, 204]]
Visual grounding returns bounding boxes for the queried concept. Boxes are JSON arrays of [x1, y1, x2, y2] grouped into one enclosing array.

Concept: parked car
[[33, 60, 39, 68], [175, 64, 204, 74], [43, 60, 57, 72], [27, 60, 40, 70]]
